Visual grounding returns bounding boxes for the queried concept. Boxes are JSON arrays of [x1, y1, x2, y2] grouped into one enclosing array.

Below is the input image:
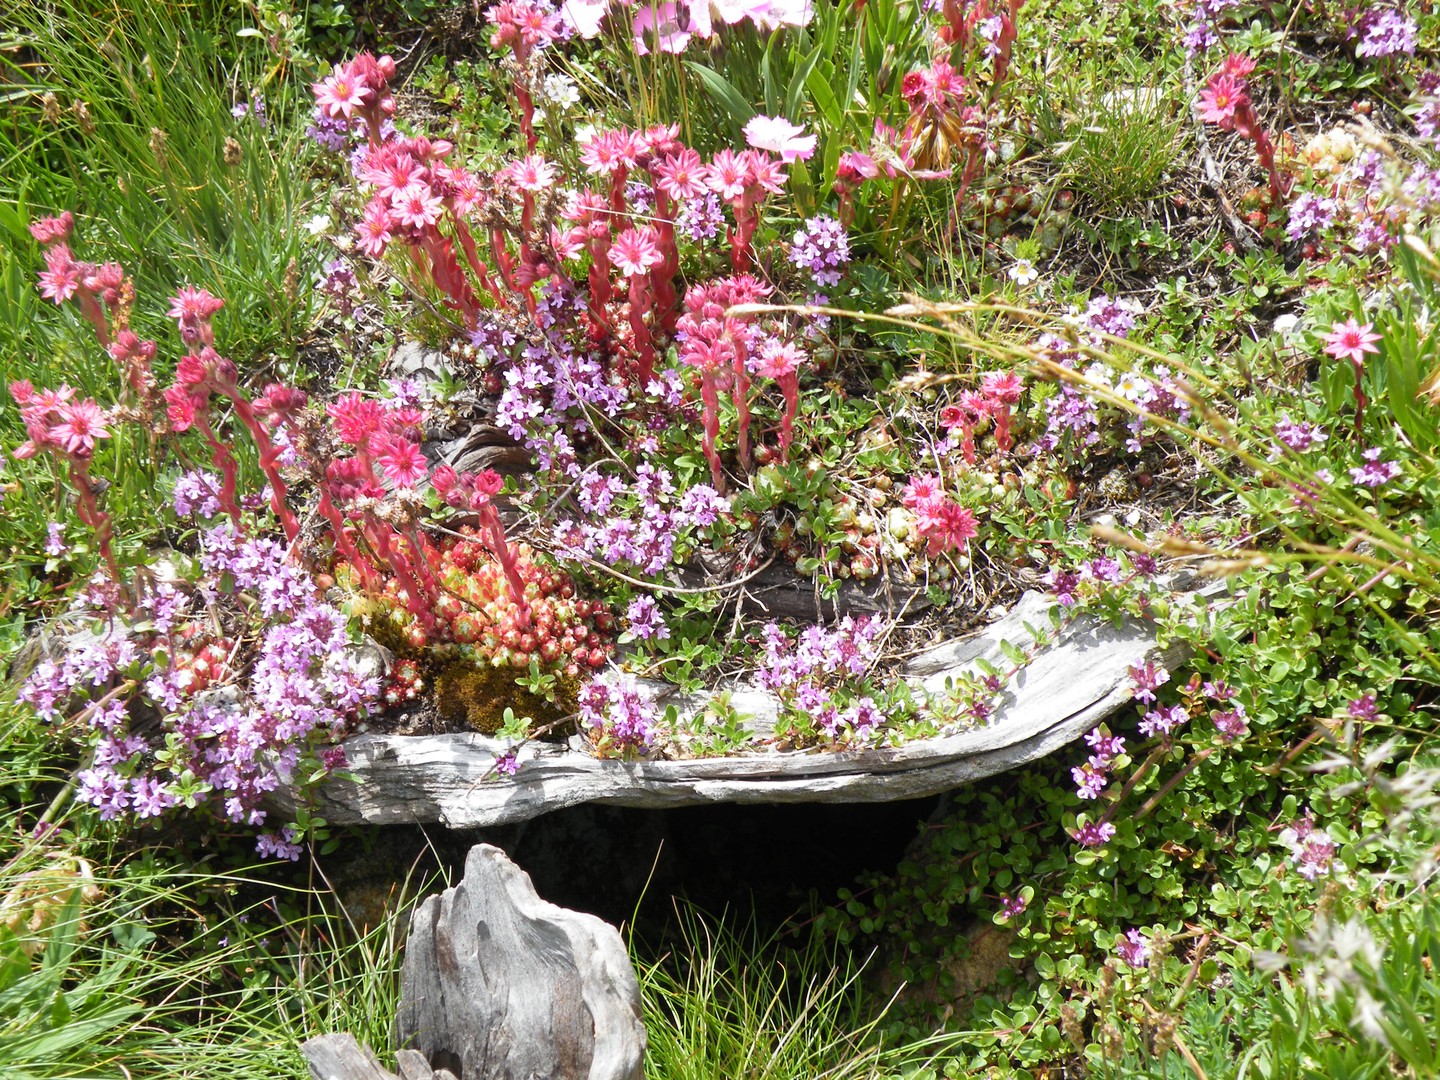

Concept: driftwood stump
[[394, 844, 646, 1080]]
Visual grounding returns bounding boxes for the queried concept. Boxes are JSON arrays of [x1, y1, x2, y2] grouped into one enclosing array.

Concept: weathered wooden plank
[[394, 844, 646, 1080], [302, 1033, 402, 1080], [289, 587, 1208, 828]]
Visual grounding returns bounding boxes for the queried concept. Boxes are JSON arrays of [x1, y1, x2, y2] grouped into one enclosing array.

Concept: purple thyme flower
[[678, 192, 725, 243], [1085, 557, 1123, 584], [1074, 820, 1117, 847], [1083, 295, 1140, 338], [1355, 8, 1417, 58], [1350, 447, 1402, 488], [1085, 726, 1126, 761], [173, 470, 223, 518], [1115, 928, 1150, 969], [1129, 660, 1170, 704], [1045, 567, 1080, 607], [1072, 762, 1109, 799], [1279, 813, 1337, 880], [306, 113, 350, 152], [1274, 416, 1329, 452], [1202, 679, 1236, 701], [626, 595, 669, 641], [494, 750, 519, 776], [1212, 705, 1249, 743], [1349, 693, 1378, 720], [1139, 704, 1189, 738], [256, 827, 303, 861], [788, 215, 851, 288], [1286, 192, 1338, 241], [579, 671, 660, 751], [44, 522, 66, 557], [1353, 216, 1397, 253], [999, 893, 1028, 919]]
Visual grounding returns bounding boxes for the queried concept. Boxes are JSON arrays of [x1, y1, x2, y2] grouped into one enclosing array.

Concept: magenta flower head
[[312, 63, 374, 120], [38, 245, 82, 304], [169, 286, 225, 347], [1073, 820, 1116, 847], [48, 399, 111, 459], [1323, 318, 1381, 367], [654, 149, 710, 201], [328, 391, 387, 449], [375, 437, 428, 487], [29, 212, 74, 246], [1198, 73, 1247, 127], [608, 226, 664, 277]]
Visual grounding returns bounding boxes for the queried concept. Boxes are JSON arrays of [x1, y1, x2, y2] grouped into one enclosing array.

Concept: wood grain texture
[[302, 1033, 402, 1080], [394, 844, 646, 1080], [288, 587, 1211, 828]]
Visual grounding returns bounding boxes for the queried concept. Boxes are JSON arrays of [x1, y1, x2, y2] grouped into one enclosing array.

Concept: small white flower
[[302, 212, 332, 237], [541, 72, 581, 111], [1113, 371, 1149, 401], [1009, 258, 1039, 286]]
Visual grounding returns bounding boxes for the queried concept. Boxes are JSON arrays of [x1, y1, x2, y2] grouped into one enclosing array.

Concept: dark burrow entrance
[[324, 795, 942, 942]]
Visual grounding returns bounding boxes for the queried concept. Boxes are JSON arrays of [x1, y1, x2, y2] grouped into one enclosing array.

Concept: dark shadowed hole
[[322, 797, 941, 944]]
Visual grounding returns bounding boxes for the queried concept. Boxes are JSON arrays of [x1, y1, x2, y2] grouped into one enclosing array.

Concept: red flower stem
[[318, 487, 378, 590], [778, 374, 799, 461], [362, 516, 436, 631], [489, 226, 521, 293], [401, 524, 443, 600], [420, 231, 481, 322], [732, 340, 753, 472], [627, 276, 655, 388], [222, 390, 300, 542], [651, 190, 681, 333], [477, 504, 530, 628], [69, 459, 121, 582], [453, 218, 509, 307], [585, 233, 614, 341], [1353, 360, 1367, 432], [195, 415, 245, 527], [77, 288, 110, 348], [608, 168, 629, 218], [700, 374, 725, 491], [995, 408, 1013, 453], [515, 81, 538, 153], [730, 200, 758, 272]]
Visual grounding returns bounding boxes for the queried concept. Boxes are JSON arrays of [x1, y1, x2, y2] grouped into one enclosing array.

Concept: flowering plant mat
[[290, 588, 1198, 828]]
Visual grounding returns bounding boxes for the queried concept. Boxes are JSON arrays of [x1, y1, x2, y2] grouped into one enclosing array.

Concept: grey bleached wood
[[302, 1033, 402, 1080], [395, 844, 646, 1080], [300, 1034, 459, 1080], [297, 587, 1210, 829]]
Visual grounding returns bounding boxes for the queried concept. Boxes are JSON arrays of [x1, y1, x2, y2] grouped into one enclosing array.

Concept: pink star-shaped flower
[[1323, 318, 1381, 366]]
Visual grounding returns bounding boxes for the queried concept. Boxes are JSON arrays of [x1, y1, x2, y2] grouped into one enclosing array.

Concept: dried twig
[[1183, 57, 1262, 254]]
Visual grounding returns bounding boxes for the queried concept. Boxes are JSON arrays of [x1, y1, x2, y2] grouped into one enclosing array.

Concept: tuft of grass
[[0, 0, 316, 611], [636, 902, 964, 1080], [1031, 58, 1185, 212], [0, 0, 318, 363]]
